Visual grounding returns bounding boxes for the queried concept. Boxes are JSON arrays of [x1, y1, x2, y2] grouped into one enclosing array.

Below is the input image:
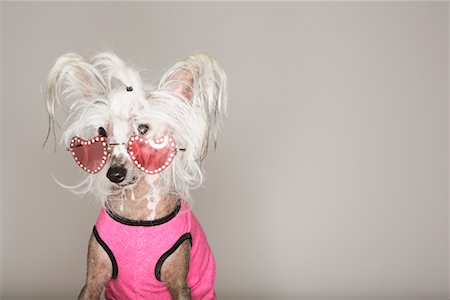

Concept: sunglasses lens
[[70, 136, 108, 174], [128, 135, 177, 174]]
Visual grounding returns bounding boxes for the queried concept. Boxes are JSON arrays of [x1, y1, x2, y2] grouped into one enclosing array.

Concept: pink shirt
[[94, 201, 216, 300]]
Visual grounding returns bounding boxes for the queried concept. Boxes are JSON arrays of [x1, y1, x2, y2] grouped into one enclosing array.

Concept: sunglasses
[[68, 128, 185, 175]]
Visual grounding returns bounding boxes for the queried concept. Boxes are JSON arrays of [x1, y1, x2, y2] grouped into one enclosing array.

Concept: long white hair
[[44, 52, 227, 202]]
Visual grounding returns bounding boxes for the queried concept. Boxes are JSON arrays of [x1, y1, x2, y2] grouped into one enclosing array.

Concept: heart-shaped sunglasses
[[67, 128, 185, 175]]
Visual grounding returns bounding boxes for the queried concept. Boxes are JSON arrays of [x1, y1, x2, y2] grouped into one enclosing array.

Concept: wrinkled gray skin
[[78, 178, 192, 300]]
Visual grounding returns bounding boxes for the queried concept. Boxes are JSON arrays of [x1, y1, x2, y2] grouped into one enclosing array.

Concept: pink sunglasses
[[68, 128, 185, 175]]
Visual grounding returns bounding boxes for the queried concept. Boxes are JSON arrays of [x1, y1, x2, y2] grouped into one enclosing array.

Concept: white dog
[[45, 52, 227, 300]]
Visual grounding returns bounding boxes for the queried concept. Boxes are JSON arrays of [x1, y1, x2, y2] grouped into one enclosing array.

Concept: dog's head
[[45, 52, 226, 201]]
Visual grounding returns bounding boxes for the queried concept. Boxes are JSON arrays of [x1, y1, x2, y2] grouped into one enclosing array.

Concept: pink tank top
[[93, 200, 216, 300]]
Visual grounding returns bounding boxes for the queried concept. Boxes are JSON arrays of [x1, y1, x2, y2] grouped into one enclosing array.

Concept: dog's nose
[[107, 166, 127, 183]]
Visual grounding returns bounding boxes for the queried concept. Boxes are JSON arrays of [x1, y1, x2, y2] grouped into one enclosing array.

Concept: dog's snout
[[107, 166, 127, 183]]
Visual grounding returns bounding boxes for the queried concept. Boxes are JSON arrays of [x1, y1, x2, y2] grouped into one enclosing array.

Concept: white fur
[[45, 52, 227, 203]]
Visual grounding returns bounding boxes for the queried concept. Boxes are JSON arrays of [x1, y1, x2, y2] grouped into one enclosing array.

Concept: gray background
[[1, 2, 448, 300]]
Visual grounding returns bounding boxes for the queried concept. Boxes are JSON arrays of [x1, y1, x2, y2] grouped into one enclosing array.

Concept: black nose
[[107, 166, 127, 183]]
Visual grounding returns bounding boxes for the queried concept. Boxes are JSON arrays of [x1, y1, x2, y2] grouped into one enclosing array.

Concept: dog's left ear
[[159, 66, 194, 102], [158, 54, 226, 104], [158, 54, 227, 159]]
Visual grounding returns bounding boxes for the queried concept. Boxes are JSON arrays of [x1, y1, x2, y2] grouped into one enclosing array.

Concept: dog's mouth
[[116, 176, 138, 188]]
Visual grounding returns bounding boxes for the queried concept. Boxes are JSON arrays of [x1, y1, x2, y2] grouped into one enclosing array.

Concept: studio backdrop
[[1, 2, 448, 300]]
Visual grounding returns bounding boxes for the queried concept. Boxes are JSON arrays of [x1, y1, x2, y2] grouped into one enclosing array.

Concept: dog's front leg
[[78, 233, 112, 300], [161, 239, 192, 300]]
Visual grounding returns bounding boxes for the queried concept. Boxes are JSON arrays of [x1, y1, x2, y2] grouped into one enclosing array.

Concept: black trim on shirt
[[105, 199, 181, 227], [154, 233, 193, 282], [93, 226, 118, 279]]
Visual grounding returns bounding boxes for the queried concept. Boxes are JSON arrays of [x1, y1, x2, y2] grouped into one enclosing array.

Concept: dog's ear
[[44, 53, 108, 147], [158, 54, 227, 159], [45, 53, 107, 115], [158, 54, 226, 105], [159, 67, 194, 102]]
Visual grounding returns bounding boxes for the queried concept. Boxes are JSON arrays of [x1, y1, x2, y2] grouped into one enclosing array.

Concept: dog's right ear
[[44, 53, 107, 146], [45, 53, 107, 116]]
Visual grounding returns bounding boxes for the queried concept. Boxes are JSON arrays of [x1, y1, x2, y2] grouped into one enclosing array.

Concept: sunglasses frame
[[68, 135, 186, 174]]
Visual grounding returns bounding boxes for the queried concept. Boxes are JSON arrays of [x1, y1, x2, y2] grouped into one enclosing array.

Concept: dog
[[44, 52, 227, 300]]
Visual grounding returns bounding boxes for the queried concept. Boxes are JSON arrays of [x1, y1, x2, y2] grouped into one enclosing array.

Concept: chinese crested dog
[[45, 52, 227, 300]]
